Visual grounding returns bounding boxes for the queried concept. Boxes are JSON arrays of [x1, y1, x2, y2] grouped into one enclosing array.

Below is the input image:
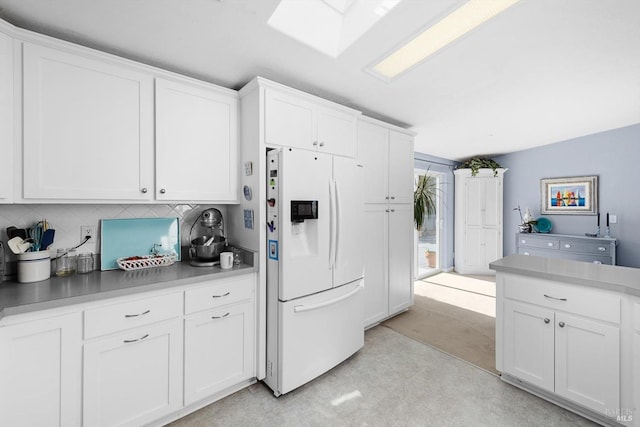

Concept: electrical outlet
[[610, 214, 617, 224], [80, 225, 96, 241]]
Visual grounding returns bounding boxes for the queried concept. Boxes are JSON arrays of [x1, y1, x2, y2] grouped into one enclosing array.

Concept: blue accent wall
[[414, 153, 457, 271], [494, 124, 640, 268]]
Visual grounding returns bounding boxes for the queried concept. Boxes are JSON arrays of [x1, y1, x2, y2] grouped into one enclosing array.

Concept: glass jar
[[56, 248, 77, 277], [77, 253, 94, 274]]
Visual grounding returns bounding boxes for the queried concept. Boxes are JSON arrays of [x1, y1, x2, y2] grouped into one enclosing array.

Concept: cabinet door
[[555, 313, 620, 414], [357, 121, 388, 204], [155, 78, 238, 202], [22, 42, 154, 201], [388, 131, 413, 204], [362, 205, 389, 327], [264, 88, 315, 151], [464, 228, 484, 269], [388, 204, 414, 314], [317, 105, 356, 157], [503, 300, 555, 392], [184, 301, 254, 405], [0, 32, 13, 203], [482, 177, 500, 227], [0, 313, 82, 427], [464, 178, 483, 227], [83, 319, 182, 427]]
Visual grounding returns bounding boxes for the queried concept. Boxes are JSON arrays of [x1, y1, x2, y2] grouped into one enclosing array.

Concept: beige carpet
[[382, 273, 498, 375]]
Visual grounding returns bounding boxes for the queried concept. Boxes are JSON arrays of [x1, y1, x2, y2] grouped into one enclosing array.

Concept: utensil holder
[[17, 251, 51, 283]]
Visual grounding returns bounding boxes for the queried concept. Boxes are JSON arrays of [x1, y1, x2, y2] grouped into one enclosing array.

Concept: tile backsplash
[[0, 204, 228, 270]]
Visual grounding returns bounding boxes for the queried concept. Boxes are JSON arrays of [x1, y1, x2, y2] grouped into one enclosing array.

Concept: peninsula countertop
[[490, 254, 640, 297], [0, 252, 258, 321]]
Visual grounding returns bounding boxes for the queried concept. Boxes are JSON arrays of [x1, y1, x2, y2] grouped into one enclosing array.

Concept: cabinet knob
[[558, 321, 565, 328], [523, 252, 530, 256], [598, 247, 606, 251], [141, 188, 148, 194], [385, 209, 389, 213], [385, 196, 390, 200], [160, 188, 166, 194], [312, 141, 318, 146], [319, 142, 325, 147], [390, 196, 395, 200], [544, 318, 550, 324], [547, 242, 554, 247], [390, 209, 395, 212], [564, 244, 571, 248], [593, 260, 602, 264]]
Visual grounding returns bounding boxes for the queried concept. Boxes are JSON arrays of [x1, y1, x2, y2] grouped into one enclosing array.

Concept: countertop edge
[[0, 262, 258, 323], [490, 255, 640, 297]]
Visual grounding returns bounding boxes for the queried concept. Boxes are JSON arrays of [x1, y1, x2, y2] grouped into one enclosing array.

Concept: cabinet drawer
[[518, 236, 559, 249], [84, 292, 182, 339], [504, 275, 620, 324], [518, 248, 611, 265], [185, 274, 254, 315], [559, 240, 611, 255]]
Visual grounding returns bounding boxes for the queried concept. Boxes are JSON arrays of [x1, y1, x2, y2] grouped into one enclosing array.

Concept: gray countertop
[[0, 252, 258, 321], [490, 254, 640, 297]]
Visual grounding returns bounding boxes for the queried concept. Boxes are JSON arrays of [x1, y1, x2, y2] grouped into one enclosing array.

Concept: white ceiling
[[0, 0, 638, 160]]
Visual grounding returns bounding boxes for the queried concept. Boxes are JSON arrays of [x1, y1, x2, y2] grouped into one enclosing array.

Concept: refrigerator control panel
[[291, 200, 318, 223]]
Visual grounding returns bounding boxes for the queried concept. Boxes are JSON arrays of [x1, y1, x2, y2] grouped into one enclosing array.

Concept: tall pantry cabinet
[[358, 118, 415, 328], [454, 168, 507, 274]]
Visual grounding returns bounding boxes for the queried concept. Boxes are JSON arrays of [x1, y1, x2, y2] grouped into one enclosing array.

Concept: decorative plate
[[535, 217, 552, 233]]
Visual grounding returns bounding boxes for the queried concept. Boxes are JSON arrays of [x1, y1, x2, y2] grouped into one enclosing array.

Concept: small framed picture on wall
[[540, 175, 598, 215]]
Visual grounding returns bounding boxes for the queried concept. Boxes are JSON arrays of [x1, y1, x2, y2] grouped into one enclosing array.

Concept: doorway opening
[[414, 168, 443, 279]]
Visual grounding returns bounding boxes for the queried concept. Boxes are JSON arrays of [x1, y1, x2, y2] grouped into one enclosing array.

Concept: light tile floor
[[169, 326, 595, 426]]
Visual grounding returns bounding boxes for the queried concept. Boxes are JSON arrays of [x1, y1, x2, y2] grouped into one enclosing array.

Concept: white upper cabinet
[[0, 31, 13, 203], [155, 78, 238, 202], [264, 87, 358, 157], [22, 42, 154, 201], [357, 120, 414, 205]]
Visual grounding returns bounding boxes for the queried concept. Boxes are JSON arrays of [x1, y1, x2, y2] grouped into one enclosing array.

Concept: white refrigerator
[[265, 148, 365, 396]]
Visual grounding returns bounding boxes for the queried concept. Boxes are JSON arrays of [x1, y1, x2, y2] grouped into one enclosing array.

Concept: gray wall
[[494, 123, 640, 268], [414, 153, 457, 271]]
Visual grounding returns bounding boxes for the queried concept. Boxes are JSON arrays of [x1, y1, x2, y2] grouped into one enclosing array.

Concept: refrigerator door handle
[[329, 178, 337, 268], [293, 282, 363, 313], [334, 178, 341, 266]]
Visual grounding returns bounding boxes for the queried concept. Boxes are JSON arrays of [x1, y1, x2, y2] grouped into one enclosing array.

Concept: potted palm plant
[[414, 173, 438, 267]]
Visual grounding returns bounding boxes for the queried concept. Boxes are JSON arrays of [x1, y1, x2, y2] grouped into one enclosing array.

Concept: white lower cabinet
[[500, 274, 621, 420], [0, 312, 82, 427], [184, 301, 254, 405], [363, 203, 413, 327], [83, 319, 183, 427]]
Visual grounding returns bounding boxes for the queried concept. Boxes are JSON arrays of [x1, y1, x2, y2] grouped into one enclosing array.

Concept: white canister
[[219, 252, 234, 269], [17, 251, 51, 283]]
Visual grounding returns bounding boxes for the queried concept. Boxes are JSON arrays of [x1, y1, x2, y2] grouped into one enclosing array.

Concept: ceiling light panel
[[370, 0, 520, 80]]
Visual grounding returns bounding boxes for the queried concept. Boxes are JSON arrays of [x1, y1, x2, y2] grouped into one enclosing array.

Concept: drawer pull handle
[[598, 247, 606, 251], [558, 321, 566, 328], [544, 318, 550, 324], [212, 312, 230, 319], [125, 309, 151, 318], [544, 294, 567, 301], [124, 334, 149, 343], [212, 292, 230, 298], [547, 242, 554, 247], [564, 244, 571, 248], [523, 252, 530, 256]]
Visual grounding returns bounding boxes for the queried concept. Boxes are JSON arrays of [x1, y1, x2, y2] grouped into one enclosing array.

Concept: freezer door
[[332, 156, 365, 286], [277, 280, 364, 395], [279, 149, 333, 301]]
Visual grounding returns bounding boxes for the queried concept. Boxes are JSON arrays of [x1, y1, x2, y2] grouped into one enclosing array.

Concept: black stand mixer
[[188, 208, 227, 267]]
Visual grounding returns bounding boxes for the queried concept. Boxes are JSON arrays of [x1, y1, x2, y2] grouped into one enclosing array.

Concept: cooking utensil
[[203, 235, 215, 246], [6, 227, 27, 240], [8, 237, 32, 254], [40, 229, 55, 250], [30, 224, 44, 251]]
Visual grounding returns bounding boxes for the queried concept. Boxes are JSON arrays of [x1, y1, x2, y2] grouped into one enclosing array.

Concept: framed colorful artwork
[[540, 176, 598, 215]]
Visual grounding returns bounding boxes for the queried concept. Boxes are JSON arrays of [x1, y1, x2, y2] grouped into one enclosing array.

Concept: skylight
[[268, 0, 402, 58]]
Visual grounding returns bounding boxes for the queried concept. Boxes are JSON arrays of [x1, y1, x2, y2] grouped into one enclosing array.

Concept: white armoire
[[454, 168, 507, 274]]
